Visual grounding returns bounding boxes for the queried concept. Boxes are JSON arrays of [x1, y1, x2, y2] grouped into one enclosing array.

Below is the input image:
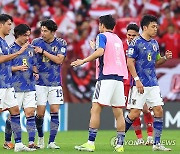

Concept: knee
[[90, 106, 101, 115], [10, 106, 20, 115], [25, 110, 35, 117], [153, 106, 163, 117], [129, 109, 141, 120], [37, 113, 45, 118]]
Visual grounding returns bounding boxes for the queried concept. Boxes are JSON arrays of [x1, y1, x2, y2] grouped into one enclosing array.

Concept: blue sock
[[153, 117, 163, 145], [125, 115, 133, 133], [35, 115, 44, 137], [26, 116, 36, 143], [11, 114, 21, 143], [117, 131, 125, 146], [88, 128, 98, 142], [49, 113, 59, 144], [5, 118, 12, 142]]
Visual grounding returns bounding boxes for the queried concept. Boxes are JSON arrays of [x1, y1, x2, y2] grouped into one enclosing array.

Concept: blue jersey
[[10, 43, 36, 92], [0, 37, 12, 88], [127, 36, 159, 87], [32, 37, 67, 86], [95, 33, 123, 81]]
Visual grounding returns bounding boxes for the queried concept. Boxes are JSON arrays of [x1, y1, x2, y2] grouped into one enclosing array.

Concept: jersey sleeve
[[57, 39, 67, 56], [0, 43, 3, 56], [127, 40, 138, 59], [95, 33, 107, 49], [155, 40, 161, 61]]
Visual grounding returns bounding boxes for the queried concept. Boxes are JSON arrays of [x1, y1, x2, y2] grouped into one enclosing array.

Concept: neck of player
[[0, 32, 6, 39], [15, 40, 24, 46], [45, 36, 55, 43], [141, 32, 152, 41]]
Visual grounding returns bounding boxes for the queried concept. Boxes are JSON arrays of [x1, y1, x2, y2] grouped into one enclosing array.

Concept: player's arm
[[71, 48, 104, 67], [12, 65, 28, 72], [71, 33, 106, 67], [156, 50, 172, 66], [0, 43, 29, 64], [127, 58, 144, 94], [127, 43, 144, 94]]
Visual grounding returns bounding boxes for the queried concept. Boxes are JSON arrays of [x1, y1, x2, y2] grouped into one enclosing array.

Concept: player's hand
[[135, 80, 144, 94], [33, 73, 39, 80], [71, 59, 85, 67], [34, 47, 43, 54], [17, 42, 29, 55], [165, 50, 172, 59], [19, 65, 28, 71], [89, 40, 95, 50]]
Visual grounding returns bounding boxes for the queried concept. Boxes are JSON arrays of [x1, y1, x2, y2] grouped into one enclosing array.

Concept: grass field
[[0, 130, 179, 154]]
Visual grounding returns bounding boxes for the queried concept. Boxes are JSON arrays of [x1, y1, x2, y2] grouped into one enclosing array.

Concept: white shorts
[[92, 80, 125, 107], [127, 86, 164, 109], [0, 88, 18, 110], [16, 91, 37, 109], [35, 85, 64, 106]]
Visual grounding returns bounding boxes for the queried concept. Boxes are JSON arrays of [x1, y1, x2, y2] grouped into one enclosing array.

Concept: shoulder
[[9, 42, 16, 49], [129, 36, 140, 47], [96, 33, 107, 41], [55, 38, 67, 46], [32, 38, 43, 44]]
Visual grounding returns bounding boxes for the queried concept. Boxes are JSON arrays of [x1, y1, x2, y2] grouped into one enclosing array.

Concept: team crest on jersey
[[52, 46, 58, 52], [28, 50, 34, 57], [128, 48, 134, 55], [152, 44, 157, 52], [61, 47, 66, 53]]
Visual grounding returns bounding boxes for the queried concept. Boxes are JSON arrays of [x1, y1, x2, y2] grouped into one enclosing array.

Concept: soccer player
[[0, 14, 34, 152], [125, 15, 172, 151], [32, 19, 67, 149], [3, 24, 39, 150], [124, 24, 153, 145], [71, 14, 128, 152]]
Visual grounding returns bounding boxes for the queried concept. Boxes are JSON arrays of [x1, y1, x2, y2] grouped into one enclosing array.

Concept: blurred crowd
[[0, 0, 180, 58]]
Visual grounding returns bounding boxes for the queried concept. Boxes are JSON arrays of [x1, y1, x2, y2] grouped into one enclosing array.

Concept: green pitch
[[0, 130, 179, 153]]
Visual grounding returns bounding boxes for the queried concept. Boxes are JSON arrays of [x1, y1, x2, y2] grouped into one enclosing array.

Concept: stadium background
[[0, 0, 179, 132]]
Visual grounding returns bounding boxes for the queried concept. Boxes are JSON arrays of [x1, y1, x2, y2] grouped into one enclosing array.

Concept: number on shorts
[[35, 93, 37, 101], [56, 89, 62, 97], [12, 90, 16, 98]]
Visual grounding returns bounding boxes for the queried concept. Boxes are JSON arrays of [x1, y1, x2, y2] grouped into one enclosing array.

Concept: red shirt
[[123, 40, 132, 86]]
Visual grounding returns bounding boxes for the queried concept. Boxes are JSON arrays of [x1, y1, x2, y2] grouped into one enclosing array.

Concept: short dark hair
[[14, 24, 31, 39], [40, 19, 58, 32], [140, 15, 158, 30], [99, 14, 116, 30], [127, 24, 139, 33], [0, 14, 13, 23]]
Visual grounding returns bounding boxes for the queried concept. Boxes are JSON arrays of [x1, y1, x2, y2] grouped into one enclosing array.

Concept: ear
[[143, 25, 147, 31], [0, 23, 3, 28]]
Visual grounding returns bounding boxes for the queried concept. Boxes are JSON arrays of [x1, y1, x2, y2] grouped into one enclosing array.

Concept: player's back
[[128, 36, 159, 87], [97, 32, 128, 80]]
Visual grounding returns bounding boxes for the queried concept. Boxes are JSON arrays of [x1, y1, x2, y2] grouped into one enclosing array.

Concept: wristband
[[42, 49, 45, 54], [33, 71, 38, 74], [163, 56, 167, 60], [134, 76, 140, 81]]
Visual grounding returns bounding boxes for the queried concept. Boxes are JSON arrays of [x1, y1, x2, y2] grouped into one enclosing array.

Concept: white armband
[[134, 76, 140, 81]]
